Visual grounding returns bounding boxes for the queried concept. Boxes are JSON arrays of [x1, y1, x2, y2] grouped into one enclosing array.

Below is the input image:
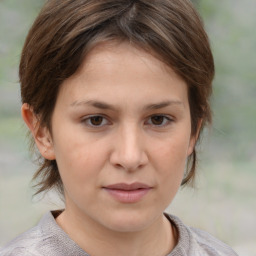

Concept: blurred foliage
[[198, 0, 256, 162], [0, 0, 44, 118], [0, 0, 255, 162]]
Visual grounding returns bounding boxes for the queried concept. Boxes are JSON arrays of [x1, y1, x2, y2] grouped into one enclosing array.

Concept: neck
[[56, 209, 177, 256]]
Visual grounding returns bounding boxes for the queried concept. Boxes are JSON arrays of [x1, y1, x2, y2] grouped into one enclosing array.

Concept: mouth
[[102, 182, 152, 203]]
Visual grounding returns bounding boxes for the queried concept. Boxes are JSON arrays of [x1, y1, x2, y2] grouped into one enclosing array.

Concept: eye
[[146, 115, 173, 127], [82, 115, 109, 127]]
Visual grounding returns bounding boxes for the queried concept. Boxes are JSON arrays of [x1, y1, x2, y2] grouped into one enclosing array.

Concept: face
[[37, 42, 196, 233]]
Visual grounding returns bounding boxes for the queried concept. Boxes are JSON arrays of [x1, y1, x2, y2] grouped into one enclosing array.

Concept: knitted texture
[[0, 212, 238, 256]]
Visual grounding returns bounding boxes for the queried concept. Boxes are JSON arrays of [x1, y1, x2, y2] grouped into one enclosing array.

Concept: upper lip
[[103, 182, 152, 191]]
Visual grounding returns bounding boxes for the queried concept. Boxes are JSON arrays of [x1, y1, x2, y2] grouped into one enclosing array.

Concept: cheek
[[152, 136, 190, 168], [56, 146, 95, 178], [148, 140, 188, 209], [150, 135, 190, 184], [55, 146, 100, 204], [53, 133, 109, 185]]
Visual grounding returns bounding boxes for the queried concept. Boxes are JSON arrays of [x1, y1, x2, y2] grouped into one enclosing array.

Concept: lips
[[103, 182, 152, 203]]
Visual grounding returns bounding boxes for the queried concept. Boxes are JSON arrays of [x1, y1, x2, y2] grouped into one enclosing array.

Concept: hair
[[20, 0, 214, 195]]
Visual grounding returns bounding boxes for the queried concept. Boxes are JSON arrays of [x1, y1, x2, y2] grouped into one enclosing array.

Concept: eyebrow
[[70, 99, 183, 110], [70, 100, 115, 110], [143, 100, 183, 110]]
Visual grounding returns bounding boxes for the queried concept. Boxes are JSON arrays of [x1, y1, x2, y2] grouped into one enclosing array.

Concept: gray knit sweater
[[0, 211, 238, 256]]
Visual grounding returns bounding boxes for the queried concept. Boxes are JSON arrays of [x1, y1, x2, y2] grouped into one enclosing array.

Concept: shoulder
[[0, 212, 55, 256], [0, 211, 86, 256], [0, 247, 37, 256], [189, 227, 239, 256], [0, 225, 43, 256], [166, 214, 239, 256]]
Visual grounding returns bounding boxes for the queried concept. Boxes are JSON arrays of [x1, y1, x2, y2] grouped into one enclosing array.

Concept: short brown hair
[[20, 0, 214, 195]]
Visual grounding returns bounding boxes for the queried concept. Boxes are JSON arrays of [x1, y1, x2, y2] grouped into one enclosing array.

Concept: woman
[[0, 0, 238, 255]]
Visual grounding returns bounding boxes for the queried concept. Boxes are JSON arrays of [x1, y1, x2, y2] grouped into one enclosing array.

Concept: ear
[[187, 119, 203, 156], [21, 103, 56, 160]]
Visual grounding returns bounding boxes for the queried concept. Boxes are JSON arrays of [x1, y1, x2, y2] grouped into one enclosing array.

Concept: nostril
[[114, 163, 124, 169]]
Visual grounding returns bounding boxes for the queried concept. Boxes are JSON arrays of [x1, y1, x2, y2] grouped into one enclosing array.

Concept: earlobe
[[187, 135, 196, 156], [187, 119, 203, 156], [21, 103, 56, 160]]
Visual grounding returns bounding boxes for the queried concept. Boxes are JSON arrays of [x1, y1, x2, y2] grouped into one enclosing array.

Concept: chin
[[101, 209, 159, 233]]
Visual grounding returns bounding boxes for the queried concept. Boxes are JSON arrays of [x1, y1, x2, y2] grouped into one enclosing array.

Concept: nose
[[109, 124, 148, 172]]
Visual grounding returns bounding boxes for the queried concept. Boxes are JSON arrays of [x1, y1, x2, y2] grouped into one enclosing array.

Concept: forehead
[[57, 41, 189, 109], [74, 41, 186, 86]]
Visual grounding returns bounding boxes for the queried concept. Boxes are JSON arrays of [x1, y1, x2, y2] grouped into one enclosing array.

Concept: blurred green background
[[0, 0, 255, 255]]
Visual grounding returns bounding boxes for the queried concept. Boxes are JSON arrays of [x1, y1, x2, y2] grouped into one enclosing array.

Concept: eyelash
[[146, 115, 173, 127], [81, 114, 173, 128], [81, 115, 111, 127]]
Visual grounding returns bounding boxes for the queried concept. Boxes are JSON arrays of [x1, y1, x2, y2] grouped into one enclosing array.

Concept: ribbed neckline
[[40, 211, 191, 256]]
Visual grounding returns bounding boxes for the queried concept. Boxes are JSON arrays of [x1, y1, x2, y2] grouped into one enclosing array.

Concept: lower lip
[[104, 188, 151, 203]]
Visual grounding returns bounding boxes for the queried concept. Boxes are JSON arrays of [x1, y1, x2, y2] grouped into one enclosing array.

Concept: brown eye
[[90, 116, 103, 126], [82, 115, 109, 127], [151, 116, 164, 125], [147, 115, 172, 127]]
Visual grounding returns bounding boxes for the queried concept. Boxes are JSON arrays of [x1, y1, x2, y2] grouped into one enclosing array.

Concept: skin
[[22, 42, 198, 256]]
